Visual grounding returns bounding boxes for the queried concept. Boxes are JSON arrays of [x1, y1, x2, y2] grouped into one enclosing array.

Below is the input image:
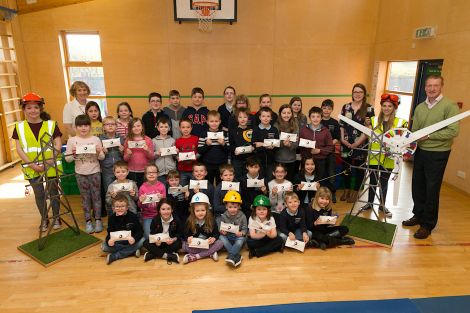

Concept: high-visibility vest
[[15, 120, 62, 180], [369, 116, 407, 169]]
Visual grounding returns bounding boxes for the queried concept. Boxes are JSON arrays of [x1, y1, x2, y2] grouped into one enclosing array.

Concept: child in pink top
[[138, 164, 167, 239], [65, 114, 105, 234], [123, 117, 154, 188]]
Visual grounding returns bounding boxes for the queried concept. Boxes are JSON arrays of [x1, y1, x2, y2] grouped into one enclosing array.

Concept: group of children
[[16, 84, 359, 267]]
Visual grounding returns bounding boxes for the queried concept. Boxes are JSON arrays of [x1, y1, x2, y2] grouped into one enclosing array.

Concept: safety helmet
[[191, 192, 210, 204], [223, 190, 242, 204], [253, 195, 270, 207], [20, 92, 45, 107]]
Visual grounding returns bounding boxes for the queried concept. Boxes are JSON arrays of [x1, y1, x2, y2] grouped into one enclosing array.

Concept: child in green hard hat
[[246, 195, 284, 258]]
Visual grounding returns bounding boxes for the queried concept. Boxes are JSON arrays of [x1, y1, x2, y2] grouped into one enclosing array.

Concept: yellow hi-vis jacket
[[369, 116, 407, 169], [15, 120, 62, 180]]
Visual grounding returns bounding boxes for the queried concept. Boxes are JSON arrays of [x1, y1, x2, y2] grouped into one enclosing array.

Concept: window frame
[[59, 31, 107, 111]]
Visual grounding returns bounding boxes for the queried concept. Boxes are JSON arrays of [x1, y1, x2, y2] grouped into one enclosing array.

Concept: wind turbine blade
[[338, 115, 372, 137], [401, 110, 470, 147]]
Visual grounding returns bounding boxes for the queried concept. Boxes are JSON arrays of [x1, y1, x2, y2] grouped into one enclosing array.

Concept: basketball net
[[193, 2, 218, 32]]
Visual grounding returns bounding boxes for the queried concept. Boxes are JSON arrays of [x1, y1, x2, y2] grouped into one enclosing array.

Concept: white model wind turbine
[[338, 110, 470, 206]]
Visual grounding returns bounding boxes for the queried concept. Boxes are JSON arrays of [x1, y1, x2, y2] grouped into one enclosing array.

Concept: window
[[60, 32, 107, 114], [384, 61, 418, 121]]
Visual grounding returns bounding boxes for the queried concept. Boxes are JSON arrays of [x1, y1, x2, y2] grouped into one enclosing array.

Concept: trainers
[[95, 220, 103, 233], [166, 253, 179, 265], [135, 248, 141, 258], [143, 252, 154, 262], [85, 220, 94, 234], [379, 206, 392, 218], [40, 219, 49, 232], [360, 204, 372, 211], [183, 254, 197, 264], [52, 219, 62, 230], [234, 255, 243, 267], [210, 251, 219, 262], [172, 252, 180, 263], [225, 255, 235, 266], [106, 253, 117, 265]]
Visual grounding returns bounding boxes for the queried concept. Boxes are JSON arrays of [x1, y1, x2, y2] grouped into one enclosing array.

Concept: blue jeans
[[279, 229, 312, 242], [102, 238, 144, 260], [142, 218, 153, 240], [219, 233, 246, 257]]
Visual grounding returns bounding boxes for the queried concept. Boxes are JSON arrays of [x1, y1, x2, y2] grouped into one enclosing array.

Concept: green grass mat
[[18, 228, 101, 267], [341, 214, 397, 248]]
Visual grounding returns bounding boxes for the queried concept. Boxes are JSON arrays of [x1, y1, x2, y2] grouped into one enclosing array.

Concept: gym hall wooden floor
[[0, 163, 469, 313]]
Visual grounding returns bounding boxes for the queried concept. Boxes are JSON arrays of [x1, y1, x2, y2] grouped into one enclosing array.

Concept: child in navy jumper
[[293, 157, 320, 210], [217, 86, 236, 132], [252, 107, 279, 181], [188, 163, 215, 207], [213, 164, 237, 220], [103, 195, 143, 265], [229, 108, 254, 182], [166, 170, 190, 223], [142, 92, 172, 139], [181, 87, 209, 138], [239, 157, 268, 218], [278, 192, 312, 243], [143, 199, 183, 263], [197, 110, 230, 186]]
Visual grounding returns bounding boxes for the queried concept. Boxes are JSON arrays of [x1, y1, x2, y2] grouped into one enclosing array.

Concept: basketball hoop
[[192, 1, 219, 32]]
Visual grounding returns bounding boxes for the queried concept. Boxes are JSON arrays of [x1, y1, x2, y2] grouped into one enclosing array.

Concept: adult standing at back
[[63, 81, 90, 137], [402, 75, 460, 239], [142, 92, 172, 139], [218, 86, 236, 132], [339, 83, 375, 203]]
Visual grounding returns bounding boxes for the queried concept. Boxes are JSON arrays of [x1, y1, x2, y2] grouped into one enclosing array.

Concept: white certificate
[[113, 182, 133, 192], [285, 238, 306, 252], [169, 186, 189, 193], [275, 182, 292, 192], [189, 179, 208, 190], [301, 182, 318, 191], [102, 138, 120, 149], [280, 132, 298, 142], [128, 140, 146, 148], [110, 230, 131, 240], [220, 222, 239, 234], [76, 144, 96, 154], [299, 138, 316, 148], [179, 151, 196, 161], [221, 181, 240, 191], [249, 221, 274, 233], [142, 193, 161, 204], [247, 178, 265, 188], [149, 233, 170, 243], [235, 145, 254, 154], [207, 131, 224, 140], [263, 139, 280, 148], [317, 215, 338, 225], [188, 238, 209, 249], [160, 146, 177, 156]]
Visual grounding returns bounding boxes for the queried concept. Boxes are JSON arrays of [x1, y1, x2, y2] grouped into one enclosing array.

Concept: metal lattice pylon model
[[347, 126, 401, 228], [23, 132, 80, 250]]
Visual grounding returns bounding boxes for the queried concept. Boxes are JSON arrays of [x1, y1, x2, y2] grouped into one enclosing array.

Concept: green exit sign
[[414, 26, 437, 39]]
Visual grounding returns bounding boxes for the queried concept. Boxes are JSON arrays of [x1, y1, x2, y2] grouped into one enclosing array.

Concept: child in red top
[[175, 117, 198, 186], [123, 117, 154, 188], [138, 164, 167, 239]]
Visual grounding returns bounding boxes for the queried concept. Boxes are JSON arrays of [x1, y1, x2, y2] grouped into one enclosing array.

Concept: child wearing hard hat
[[13, 92, 63, 232], [182, 192, 224, 264], [218, 190, 247, 267], [247, 195, 284, 258]]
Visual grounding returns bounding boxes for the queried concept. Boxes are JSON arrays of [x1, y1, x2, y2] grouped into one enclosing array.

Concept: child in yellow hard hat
[[218, 190, 247, 267]]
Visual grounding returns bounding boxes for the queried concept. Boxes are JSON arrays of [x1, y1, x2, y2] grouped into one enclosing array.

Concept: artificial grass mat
[[341, 214, 397, 247], [18, 227, 101, 267]]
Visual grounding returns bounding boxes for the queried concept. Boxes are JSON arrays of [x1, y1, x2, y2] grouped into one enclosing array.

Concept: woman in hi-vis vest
[[360, 93, 407, 218], [13, 93, 63, 232]]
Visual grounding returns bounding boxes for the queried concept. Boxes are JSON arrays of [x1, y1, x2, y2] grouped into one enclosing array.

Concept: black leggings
[[143, 239, 182, 258], [311, 226, 349, 245], [247, 236, 284, 257]]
